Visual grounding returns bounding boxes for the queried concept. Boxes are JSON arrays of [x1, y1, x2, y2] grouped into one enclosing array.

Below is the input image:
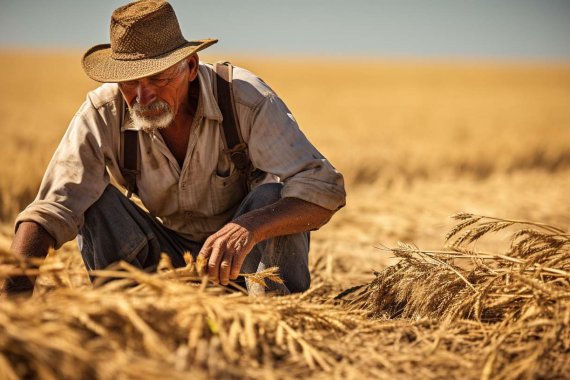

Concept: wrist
[[233, 214, 265, 245]]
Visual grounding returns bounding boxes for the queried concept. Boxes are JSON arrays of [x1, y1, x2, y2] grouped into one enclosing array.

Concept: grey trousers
[[77, 183, 310, 294]]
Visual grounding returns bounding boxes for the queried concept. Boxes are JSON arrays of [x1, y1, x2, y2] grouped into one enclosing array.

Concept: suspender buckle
[[223, 143, 250, 172], [122, 168, 139, 198], [230, 151, 249, 172]]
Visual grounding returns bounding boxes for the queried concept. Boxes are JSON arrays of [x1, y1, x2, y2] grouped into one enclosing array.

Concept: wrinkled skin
[[198, 222, 256, 285], [197, 197, 334, 286]]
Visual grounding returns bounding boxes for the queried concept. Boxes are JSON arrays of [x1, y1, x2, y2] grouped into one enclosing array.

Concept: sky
[[1, 0, 569, 61]]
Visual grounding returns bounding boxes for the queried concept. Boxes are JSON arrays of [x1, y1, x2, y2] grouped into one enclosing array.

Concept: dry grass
[[341, 214, 570, 379], [0, 246, 366, 379], [1, 215, 569, 379], [1, 51, 570, 378]]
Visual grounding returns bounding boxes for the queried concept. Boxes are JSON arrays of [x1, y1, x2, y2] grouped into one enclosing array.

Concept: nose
[[135, 82, 157, 107]]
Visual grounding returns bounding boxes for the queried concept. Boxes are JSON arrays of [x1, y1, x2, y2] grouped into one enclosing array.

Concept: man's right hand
[[2, 221, 54, 295]]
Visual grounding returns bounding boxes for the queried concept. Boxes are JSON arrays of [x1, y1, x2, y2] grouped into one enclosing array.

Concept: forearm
[[3, 221, 55, 294], [234, 196, 335, 244]]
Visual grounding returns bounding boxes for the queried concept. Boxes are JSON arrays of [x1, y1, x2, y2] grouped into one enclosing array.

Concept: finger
[[207, 242, 223, 284], [219, 253, 233, 286], [229, 236, 255, 280], [230, 250, 247, 280], [197, 237, 214, 276]]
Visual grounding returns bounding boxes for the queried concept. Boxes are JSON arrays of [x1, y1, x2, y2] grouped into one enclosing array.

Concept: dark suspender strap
[[121, 129, 139, 198], [214, 62, 251, 180]]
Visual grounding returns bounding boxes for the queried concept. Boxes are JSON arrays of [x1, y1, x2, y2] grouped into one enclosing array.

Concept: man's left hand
[[197, 222, 257, 285]]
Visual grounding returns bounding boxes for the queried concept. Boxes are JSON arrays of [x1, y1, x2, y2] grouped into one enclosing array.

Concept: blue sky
[[1, 0, 569, 60]]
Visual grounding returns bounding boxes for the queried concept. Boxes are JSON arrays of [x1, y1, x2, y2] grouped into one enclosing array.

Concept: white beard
[[129, 100, 174, 133]]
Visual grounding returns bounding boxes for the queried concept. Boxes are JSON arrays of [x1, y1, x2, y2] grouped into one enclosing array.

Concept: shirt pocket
[[209, 169, 246, 215]]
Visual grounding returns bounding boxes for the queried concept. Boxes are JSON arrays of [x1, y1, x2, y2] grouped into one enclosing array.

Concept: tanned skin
[[4, 222, 55, 294], [5, 54, 336, 294]]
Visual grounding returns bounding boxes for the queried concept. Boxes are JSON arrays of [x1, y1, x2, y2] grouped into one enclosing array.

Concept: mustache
[[128, 99, 174, 132], [131, 99, 171, 115]]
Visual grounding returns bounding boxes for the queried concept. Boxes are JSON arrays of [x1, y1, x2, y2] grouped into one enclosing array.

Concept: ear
[[188, 54, 199, 81]]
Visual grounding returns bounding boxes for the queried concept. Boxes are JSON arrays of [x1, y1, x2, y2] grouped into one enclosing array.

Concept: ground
[[0, 52, 569, 379]]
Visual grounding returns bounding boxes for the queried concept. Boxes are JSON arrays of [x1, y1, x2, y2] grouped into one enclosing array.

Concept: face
[[118, 55, 199, 132]]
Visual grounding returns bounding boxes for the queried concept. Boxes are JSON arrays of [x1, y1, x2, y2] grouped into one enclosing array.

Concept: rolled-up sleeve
[[15, 98, 115, 248], [237, 73, 346, 211]]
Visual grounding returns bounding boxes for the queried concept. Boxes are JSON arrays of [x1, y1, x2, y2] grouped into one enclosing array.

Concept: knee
[[95, 185, 125, 205], [84, 185, 126, 220], [288, 273, 311, 294], [242, 182, 283, 211]]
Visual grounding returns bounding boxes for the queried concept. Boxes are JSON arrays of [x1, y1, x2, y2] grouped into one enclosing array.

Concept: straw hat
[[82, 0, 217, 83]]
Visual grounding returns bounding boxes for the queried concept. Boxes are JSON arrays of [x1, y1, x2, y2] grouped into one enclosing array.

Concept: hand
[[197, 222, 257, 285], [1, 275, 34, 297]]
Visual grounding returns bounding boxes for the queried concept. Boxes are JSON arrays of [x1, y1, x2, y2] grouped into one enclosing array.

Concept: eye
[[150, 77, 170, 87]]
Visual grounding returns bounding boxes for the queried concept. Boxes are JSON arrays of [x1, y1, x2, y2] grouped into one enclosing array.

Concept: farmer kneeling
[[6, 0, 345, 295]]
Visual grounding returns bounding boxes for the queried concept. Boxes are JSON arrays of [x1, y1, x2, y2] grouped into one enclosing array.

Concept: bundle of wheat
[[342, 213, 570, 379], [0, 249, 370, 379]]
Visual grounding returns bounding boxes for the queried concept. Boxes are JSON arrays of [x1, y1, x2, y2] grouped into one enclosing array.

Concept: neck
[[159, 78, 200, 167], [172, 78, 200, 130]]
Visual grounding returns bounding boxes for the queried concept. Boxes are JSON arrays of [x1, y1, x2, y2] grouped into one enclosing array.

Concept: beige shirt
[[16, 63, 346, 248]]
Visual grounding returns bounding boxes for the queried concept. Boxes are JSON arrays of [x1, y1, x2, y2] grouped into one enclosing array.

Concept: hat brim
[[82, 38, 218, 83]]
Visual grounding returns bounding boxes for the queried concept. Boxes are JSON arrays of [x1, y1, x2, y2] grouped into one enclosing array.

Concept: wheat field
[[0, 51, 569, 379]]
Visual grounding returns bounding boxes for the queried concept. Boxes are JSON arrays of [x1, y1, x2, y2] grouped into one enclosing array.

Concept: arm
[[198, 197, 335, 285], [5, 87, 122, 293], [2, 222, 55, 294], [14, 87, 121, 250], [199, 67, 346, 286]]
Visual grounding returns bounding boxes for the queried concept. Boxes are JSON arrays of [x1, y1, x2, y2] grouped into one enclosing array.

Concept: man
[[6, 0, 345, 295]]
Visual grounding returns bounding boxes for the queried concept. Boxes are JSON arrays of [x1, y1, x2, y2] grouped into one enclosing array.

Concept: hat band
[[111, 39, 189, 61]]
